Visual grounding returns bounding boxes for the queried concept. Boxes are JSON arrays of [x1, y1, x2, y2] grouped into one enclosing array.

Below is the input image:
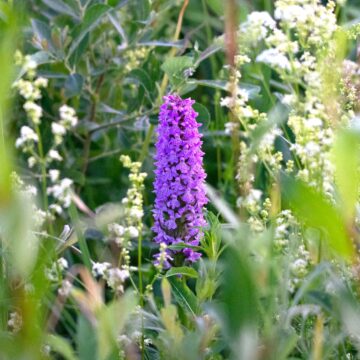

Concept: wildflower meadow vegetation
[[2, 0, 360, 359]]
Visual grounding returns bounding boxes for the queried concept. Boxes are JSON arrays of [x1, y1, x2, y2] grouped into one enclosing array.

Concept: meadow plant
[[1, 0, 360, 359], [153, 94, 207, 266]]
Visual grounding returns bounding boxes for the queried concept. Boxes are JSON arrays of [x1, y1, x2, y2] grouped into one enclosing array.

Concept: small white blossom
[[240, 11, 276, 42], [256, 48, 291, 70], [49, 169, 60, 182], [57, 257, 68, 271], [58, 279, 72, 297], [8, 312, 22, 333], [47, 178, 73, 207], [15, 126, 38, 148], [51, 122, 66, 136], [127, 226, 139, 238], [107, 268, 130, 293], [23, 101, 42, 124], [28, 156, 37, 168], [92, 262, 111, 277], [34, 77, 48, 88], [49, 204, 63, 215], [48, 149, 63, 162], [59, 105, 78, 128]]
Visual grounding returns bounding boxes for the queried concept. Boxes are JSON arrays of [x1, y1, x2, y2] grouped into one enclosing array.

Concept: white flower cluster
[[15, 125, 39, 150], [58, 279, 72, 297], [11, 172, 47, 228], [14, 51, 79, 217], [240, 11, 276, 43], [275, 0, 337, 46], [108, 155, 147, 248], [92, 262, 130, 293], [14, 52, 47, 155], [288, 245, 311, 293], [232, 0, 351, 198], [8, 311, 22, 334], [220, 58, 281, 208], [47, 178, 73, 212], [274, 210, 299, 250], [52, 105, 78, 145], [220, 0, 356, 295], [45, 257, 68, 282]]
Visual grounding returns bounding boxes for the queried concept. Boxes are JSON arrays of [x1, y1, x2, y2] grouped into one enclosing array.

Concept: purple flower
[[152, 94, 208, 266]]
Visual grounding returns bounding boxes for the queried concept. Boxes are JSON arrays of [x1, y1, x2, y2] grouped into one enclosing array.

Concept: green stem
[[138, 230, 145, 360], [34, 124, 54, 235], [139, 124, 154, 163]]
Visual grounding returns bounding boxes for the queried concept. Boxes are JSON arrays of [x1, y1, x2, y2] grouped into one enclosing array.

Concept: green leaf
[[161, 56, 193, 86], [139, 40, 185, 48], [31, 19, 54, 51], [127, 68, 156, 100], [77, 315, 97, 360], [64, 73, 84, 98], [332, 129, 360, 221], [166, 266, 198, 279], [46, 335, 78, 360], [281, 174, 353, 259], [194, 44, 222, 66], [207, 0, 224, 16], [68, 4, 111, 58], [220, 243, 258, 339], [193, 103, 210, 128], [189, 79, 260, 98], [97, 292, 136, 360], [43, 0, 79, 19], [168, 277, 200, 316]]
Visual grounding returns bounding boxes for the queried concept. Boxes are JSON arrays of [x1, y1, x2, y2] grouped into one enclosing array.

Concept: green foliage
[[1, 0, 360, 359]]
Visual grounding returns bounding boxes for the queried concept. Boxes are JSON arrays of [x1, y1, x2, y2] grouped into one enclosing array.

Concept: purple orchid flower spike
[[152, 94, 208, 267]]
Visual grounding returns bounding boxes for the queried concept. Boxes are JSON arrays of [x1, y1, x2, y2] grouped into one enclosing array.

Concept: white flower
[[291, 259, 308, 277], [48, 149, 63, 161], [49, 169, 60, 182], [34, 77, 48, 88], [8, 312, 22, 333], [224, 122, 239, 135], [256, 48, 291, 70], [58, 279, 72, 297], [108, 223, 125, 237], [23, 101, 43, 124], [15, 79, 40, 100], [28, 156, 37, 168], [107, 268, 130, 292], [305, 117, 323, 128], [15, 126, 39, 148], [281, 94, 296, 106], [59, 105, 78, 127], [51, 122, 66, 136], [220, 96, 235, 108], [127, 226, 139, 238], [92, 262, 111, 277], [129, 208, 143, 220], [47, 178, 73, 207], [57, 257, 68, 270], [240, 11, 276, 41], [49, 204, 63, 214], [304, 141, 321, 156]]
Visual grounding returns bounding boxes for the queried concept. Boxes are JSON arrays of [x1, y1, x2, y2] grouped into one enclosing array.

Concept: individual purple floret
[[152, 94, 208, 267]]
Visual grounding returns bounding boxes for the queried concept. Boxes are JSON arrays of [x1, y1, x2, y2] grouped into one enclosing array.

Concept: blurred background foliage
[[1, 0, 360, 359]]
